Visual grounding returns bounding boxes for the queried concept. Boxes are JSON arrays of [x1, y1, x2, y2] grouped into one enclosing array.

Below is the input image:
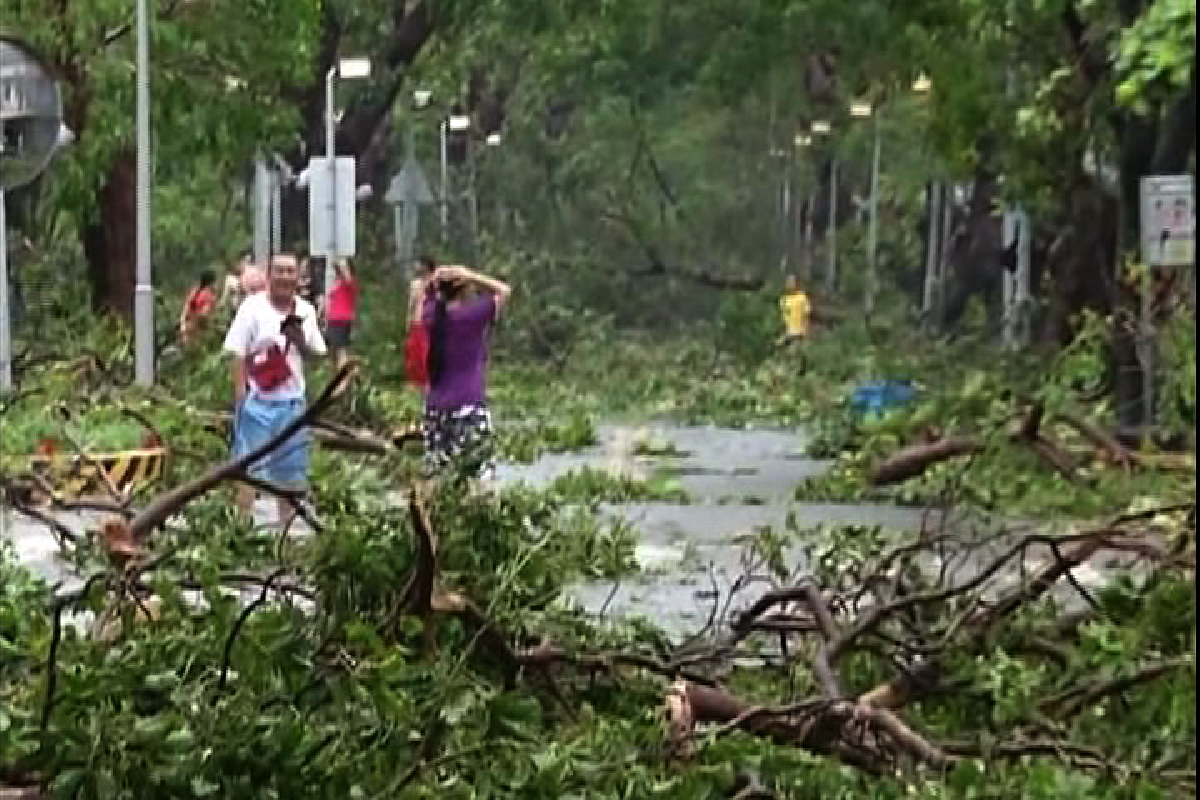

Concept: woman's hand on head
[[432, 265, 469, 284]]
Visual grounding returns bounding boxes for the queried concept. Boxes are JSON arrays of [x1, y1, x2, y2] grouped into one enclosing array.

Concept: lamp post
[[439, 111, 470, 243], [849, 101, 881, 316], [323, 55, 370, 309], [810, 119, 836, 294], [132, 0, 154, 385], [794, 134, 816, 281]]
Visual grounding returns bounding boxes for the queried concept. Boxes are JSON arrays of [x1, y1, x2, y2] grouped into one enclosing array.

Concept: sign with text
[[1139, 175, 1194, 267]]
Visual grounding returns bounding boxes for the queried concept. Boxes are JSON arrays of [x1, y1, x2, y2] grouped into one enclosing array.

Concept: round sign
[[1, 35, 64, 190]]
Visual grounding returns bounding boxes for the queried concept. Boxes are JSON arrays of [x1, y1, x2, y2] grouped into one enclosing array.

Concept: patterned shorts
[[422, 404, 495, 479]]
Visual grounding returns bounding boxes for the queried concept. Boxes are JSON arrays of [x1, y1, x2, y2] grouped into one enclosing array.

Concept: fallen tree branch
[[1040, 657, 1194, 721], [868, 438, 984, 486]]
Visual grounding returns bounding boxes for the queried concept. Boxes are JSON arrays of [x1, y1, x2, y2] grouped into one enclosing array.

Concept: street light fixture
[[337, 57, 371, 80], [322, 54, 371, 309], [485, 132, 502, 147], [913, 73, 932, 94], [413, 89, 432, 109], [794, 133, 812, 148], [811, 120, 832, 135], [448, 114, 471, 132], [849, 101, 873, 118]]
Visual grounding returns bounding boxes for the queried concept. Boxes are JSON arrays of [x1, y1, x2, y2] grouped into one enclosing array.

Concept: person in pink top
[[325, 258, 357, 371]]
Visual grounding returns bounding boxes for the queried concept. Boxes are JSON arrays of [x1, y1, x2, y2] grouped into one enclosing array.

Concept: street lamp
[[485, 132, 502, 147], [849, 99, 882, 315], [811, 119, 832, 135], [132, 0, 155, 385], [322, 55, 371, 309], [913, 73, 932, 94], [413, 89, 432, 109], [440, 112, 471, 241]]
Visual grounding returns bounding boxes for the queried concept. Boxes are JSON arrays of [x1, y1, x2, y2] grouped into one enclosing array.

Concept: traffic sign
[[1139, 175, 1194, 267], [307, 156, 357, 258], [385, 157, 434, 205]]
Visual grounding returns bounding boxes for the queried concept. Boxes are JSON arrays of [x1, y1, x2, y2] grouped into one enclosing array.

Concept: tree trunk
[[82, 148, 137, 319], [940, 152, 1003, 331], [1041, 178, 1117, 346]]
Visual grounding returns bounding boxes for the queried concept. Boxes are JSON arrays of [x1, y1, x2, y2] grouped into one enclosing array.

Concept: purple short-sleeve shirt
[[423, 294, 496, 410]]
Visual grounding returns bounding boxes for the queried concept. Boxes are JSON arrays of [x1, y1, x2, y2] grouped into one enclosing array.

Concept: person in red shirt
[[326, 259, 357, 372], [179, 270, 217, 345]]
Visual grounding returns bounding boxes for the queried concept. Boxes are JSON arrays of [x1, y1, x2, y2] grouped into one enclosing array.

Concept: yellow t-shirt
[[780, 291, 811, 337]]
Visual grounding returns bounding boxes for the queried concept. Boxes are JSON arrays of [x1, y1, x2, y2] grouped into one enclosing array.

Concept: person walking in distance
[[223, 254, 327, 524], [221, 253, 265, 308], [326, 259, 357, 373], [179, 269, 218, 345], [422, 264, 511, 481], [778, 275, 812, 367]]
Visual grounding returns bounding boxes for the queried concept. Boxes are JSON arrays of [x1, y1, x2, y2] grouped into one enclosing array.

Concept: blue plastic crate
[[850, 380, 915, 419]]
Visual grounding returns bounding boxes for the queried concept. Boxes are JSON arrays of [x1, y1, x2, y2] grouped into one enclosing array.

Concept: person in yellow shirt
[[778, 275, 812, 346]]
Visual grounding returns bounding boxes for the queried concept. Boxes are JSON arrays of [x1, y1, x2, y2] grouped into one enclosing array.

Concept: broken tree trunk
[[868, 438, 983, 486]]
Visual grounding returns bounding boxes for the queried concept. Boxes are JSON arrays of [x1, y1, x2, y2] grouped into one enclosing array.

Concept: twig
[[1040, 657, 1194, 720], [41, 574, 110, 737], [218, 567, 291, 691]]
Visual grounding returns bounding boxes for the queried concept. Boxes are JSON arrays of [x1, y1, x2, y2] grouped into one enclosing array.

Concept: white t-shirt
[[223, 292, 327, 400]]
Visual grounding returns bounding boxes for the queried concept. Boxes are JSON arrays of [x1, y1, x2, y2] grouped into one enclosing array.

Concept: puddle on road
[[495, 422, 954, 639]]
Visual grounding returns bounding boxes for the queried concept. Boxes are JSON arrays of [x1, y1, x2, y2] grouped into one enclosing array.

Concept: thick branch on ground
[[868, 437, 983, 486], [669, 682, 953, 774], [400, 488, 438, 618], [386, 488, 520, 683]]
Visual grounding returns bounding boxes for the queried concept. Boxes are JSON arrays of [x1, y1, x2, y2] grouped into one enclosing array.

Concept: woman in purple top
[[422, 264, 512, 479]]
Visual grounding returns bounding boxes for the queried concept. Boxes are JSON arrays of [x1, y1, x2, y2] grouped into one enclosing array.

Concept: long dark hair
[[426, 278, 465, 387]]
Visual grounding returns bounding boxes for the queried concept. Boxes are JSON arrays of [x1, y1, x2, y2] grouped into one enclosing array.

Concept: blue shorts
[[232, 394, 311, 489]]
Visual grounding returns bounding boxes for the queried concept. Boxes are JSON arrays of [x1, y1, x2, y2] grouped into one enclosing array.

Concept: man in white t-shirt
[[223, 254, 327, 523]]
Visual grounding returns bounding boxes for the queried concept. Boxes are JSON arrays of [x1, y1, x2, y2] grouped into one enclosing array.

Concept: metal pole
[[826, 158, 838, 294], [323, 67, 337, 311], [133, 0, 155, 387], [0, 187, 11, 391], [803, 188, 815, 282], [270, 168, 282, 257], [938, 184, 953, 321], [865, 114, 882, 316], [780, 153, 792, 272], [468, 138, 480, 260], [439, 120, 449, 243], [253, 158, 271, 265], [1001, 211, 1017, 349], [1140, 257, 1155, 434], [1015, 207, 1031, 343], [922, 182, 940, 316]]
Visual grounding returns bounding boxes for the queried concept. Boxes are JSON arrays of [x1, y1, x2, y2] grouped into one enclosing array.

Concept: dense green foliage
[[1, 0, 1195, 796]]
